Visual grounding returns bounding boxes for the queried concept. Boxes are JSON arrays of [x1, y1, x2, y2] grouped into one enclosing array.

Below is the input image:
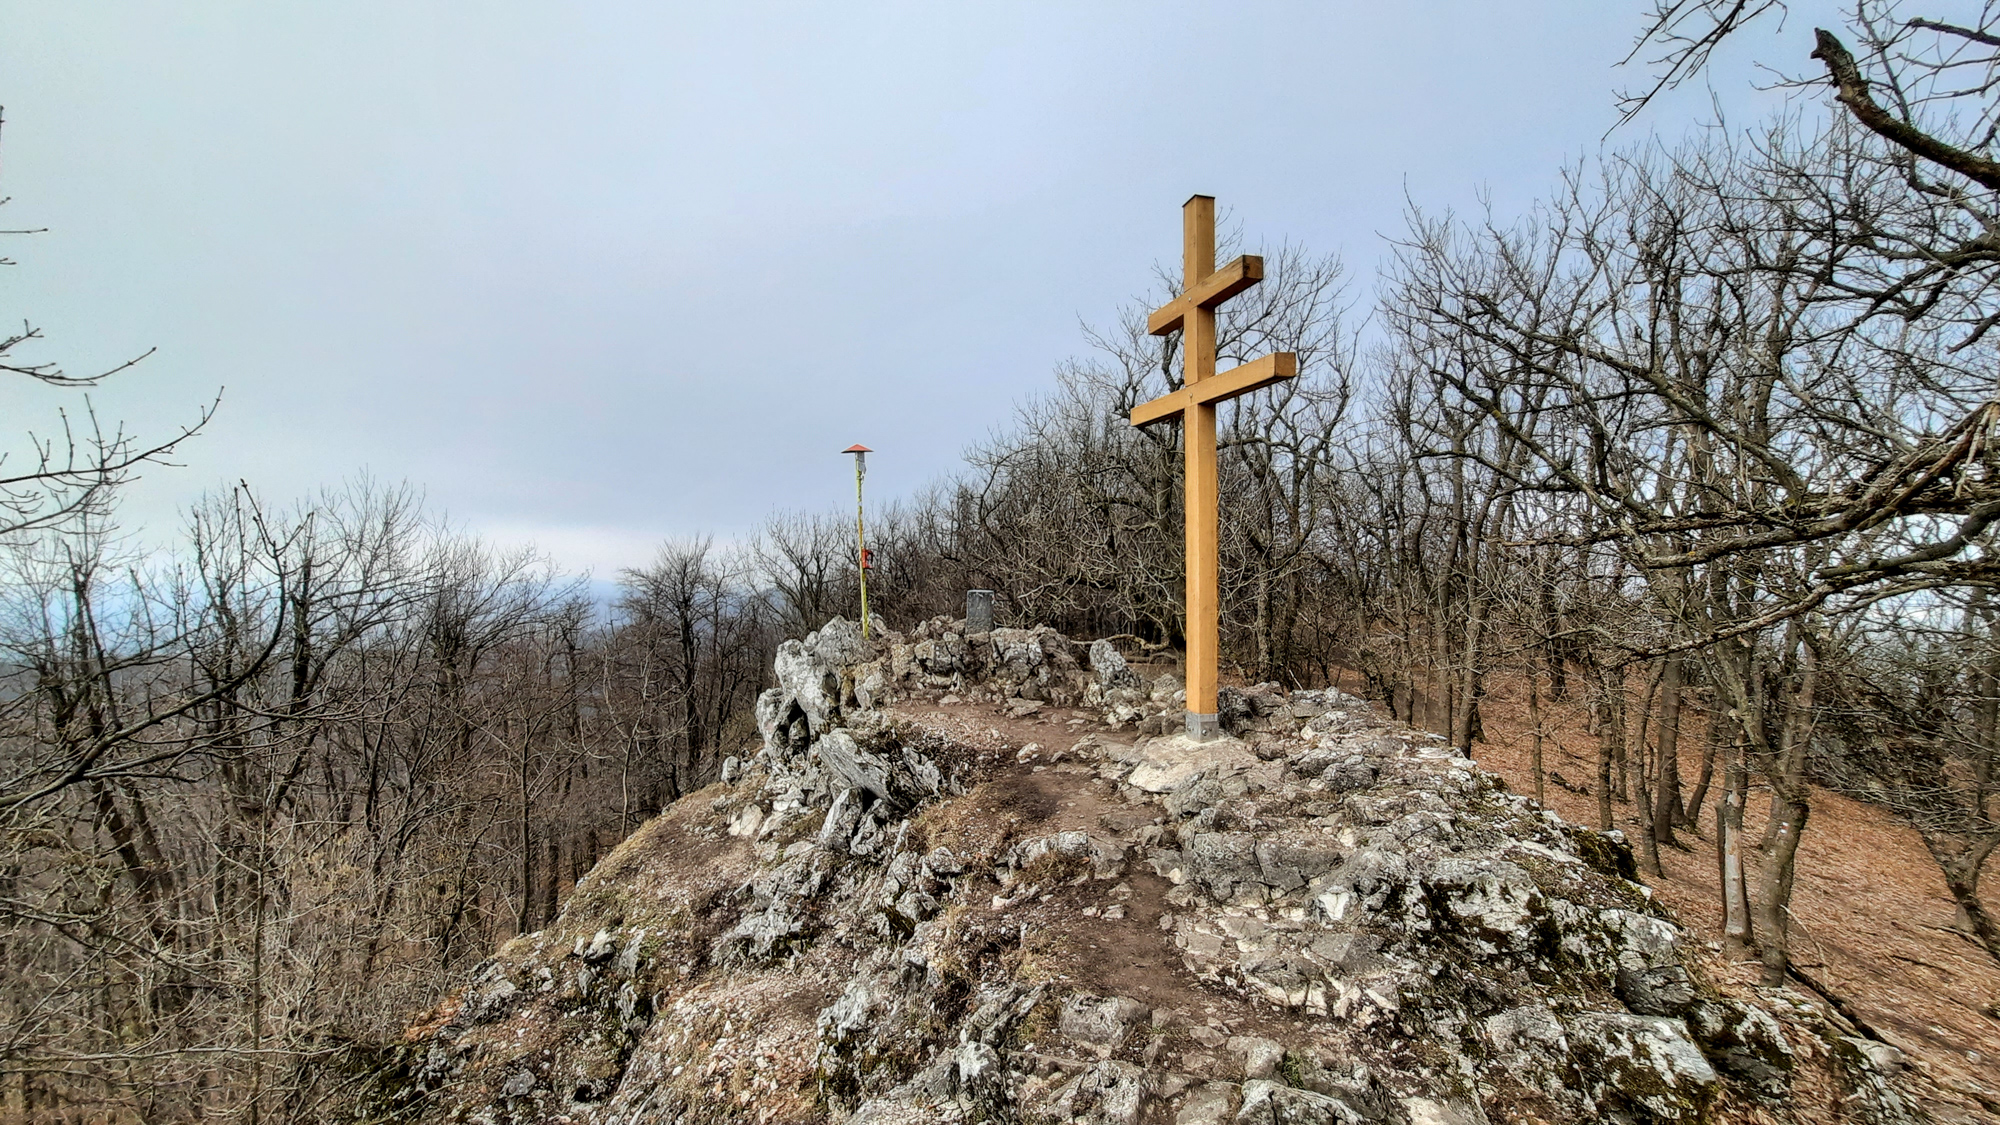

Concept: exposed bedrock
[[364, 617, 1925, 1125]]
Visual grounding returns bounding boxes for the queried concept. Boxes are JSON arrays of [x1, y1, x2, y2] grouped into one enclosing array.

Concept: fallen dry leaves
[[1458, 671, 2000, 1114]]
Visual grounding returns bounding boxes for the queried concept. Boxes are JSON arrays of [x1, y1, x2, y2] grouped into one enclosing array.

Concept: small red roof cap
[[843, 444, 873, 453]]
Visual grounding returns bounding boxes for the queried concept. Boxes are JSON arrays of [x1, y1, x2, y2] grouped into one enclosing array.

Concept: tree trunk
[[1719, 738, 1755, 959], [1633, 718, 1663, 876], [1451, 586, 1491, 752], [542, 837, 561, 926], [1595, 673, 1616, 832], [518, 732, 534, 936], [1254, 556, 1274, 683], [1752, 789, 1809, 985], [1613, 717, 1630, 803], [1628, 663, 1661, 875], [1684, 697, 1721, 832], [1528, 663, 1546, 805], [1541, 577, 1569, 700], [1750, 643, 1818, 985], [1653, 656, 1684, 845], [1926, 834, 2000, 964]]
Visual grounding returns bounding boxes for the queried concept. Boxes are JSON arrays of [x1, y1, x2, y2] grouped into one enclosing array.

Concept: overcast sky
[[1, 3, 1828, 578]]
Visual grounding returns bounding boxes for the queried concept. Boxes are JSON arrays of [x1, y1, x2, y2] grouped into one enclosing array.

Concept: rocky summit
[[363, 617, 1925, 1125]]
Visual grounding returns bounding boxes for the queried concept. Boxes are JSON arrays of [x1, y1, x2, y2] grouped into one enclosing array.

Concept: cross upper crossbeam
[[1144, 255, 1265, 337], [1129, 352, 1297, 427]]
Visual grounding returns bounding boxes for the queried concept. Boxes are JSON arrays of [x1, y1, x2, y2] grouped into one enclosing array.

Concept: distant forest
[[5, 3, 2000, 1120]]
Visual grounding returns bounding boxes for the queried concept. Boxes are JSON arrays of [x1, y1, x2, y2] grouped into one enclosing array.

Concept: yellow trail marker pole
[[844, 444, 873, 638]]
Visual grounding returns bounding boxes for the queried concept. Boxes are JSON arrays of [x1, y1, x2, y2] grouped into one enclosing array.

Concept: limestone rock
[[1059, 993, 1150, 1047], [1186, 831, 1262, 903], [1605, 907, 1698, 1016], [1128, 734, 1258, 793], [1426, 857, 1542, 946], [1175, 1082, 1240, 1125], [1225, 1035, 1285, 1079], [1089, 638, 1142, 689], [1032, 1060, 1151, 1125], [773, 639, 842, 737], [809, 616, 872, 670], [1012, 830, 1127, 882], [1686, 998, 1794, 1097], [1235, 1079, 1364, 1124], [1568, 1011, 1720, 1121], [818, 786, 865, 852], [912, 633, 970, 675], [814, 728, 943, 811]]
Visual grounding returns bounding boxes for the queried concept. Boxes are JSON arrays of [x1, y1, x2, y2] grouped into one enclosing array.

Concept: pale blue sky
[[1, 2, 1823, 574]]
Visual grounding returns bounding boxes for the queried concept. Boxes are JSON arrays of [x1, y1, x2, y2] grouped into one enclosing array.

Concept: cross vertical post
[[1130, 196, 1297, 740], [1181, 198, 1221, 739]]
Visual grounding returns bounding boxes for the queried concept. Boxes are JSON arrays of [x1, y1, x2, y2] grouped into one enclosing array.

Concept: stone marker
[[965, 589, 994, 635]]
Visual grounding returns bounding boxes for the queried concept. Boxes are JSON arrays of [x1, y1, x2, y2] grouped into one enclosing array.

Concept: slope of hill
[[1460, 681, 2000, 1120]]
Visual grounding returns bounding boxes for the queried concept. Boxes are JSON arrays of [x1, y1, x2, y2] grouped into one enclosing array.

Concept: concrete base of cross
[[1185, 711, 1221, 741]]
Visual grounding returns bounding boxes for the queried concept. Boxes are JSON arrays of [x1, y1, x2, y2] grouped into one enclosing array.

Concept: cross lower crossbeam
[[1129, 352, 1298, 427]]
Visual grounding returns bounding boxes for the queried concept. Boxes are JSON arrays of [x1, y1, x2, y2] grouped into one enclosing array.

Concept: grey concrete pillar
[[965, 589, 994, 635]]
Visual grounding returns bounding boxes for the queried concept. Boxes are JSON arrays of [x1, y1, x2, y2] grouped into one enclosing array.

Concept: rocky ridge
[[364, 617, 1930, 1124]]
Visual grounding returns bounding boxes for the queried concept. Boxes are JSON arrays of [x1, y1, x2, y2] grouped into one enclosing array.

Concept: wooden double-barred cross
[[1130, 195, 1296, 740]]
